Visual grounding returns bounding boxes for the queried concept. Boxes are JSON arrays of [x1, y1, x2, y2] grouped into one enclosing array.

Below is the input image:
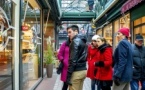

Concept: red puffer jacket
[[95, 45, 113, 80], [87, 45, 99, 79]]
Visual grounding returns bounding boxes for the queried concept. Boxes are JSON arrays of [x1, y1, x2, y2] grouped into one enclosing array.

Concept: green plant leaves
[[44, 43, 55, 64]]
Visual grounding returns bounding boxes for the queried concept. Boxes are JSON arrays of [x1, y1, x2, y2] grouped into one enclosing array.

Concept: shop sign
[[22, 26, 29, 31], [121, 0, 143, 14], [51, 40, 55, 42]]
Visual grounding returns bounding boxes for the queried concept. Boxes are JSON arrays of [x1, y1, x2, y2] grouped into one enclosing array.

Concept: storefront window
[[103, 23, 112, 46], [133, 16, 145, 44], [113, 13, 130, 47], [120, 14, 130, 28], [142, 16, 145, 23], [21, 0, 41, 89], [96, 29, 102, 36], [142, 25, 145, 34], [134, 18, 142, 26], [113, 20, 119, 47], [0, 0, 14, 89], [134, 27, 141, 35]]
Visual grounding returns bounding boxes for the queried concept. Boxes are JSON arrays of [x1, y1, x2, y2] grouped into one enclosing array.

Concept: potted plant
[[44, 42, 55, 78]]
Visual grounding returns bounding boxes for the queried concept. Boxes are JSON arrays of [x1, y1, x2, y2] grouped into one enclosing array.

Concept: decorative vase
[[46, 64, 53, 78]]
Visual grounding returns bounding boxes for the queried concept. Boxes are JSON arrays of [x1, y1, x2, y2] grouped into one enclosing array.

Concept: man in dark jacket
[[112, 27, 133, 90], [130, 34, 145, 90], [66, 25, 88, 90]]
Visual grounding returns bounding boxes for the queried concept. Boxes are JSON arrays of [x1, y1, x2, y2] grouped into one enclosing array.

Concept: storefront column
[[55, 23, 59, 50], [41, 9, 44, 78], [12, 0, 21, 90]]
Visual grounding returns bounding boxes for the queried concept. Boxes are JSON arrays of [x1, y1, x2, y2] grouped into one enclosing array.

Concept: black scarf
[[98, 43, 110, 53]]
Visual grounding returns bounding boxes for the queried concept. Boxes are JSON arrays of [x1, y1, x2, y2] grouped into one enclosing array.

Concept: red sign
[[22, 26, 29, 31], [51, 40, 56, 42], [121, 0, 143, 14]]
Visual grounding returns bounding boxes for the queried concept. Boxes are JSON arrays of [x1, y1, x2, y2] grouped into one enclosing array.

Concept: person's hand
[[114, 77, 120, 86], [66, 79, 72, 86], [95, 61, 104, 67]]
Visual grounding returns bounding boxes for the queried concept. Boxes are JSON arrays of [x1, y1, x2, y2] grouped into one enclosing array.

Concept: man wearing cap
[[130, 34, 145, 90], [112, 27, 133, 90]]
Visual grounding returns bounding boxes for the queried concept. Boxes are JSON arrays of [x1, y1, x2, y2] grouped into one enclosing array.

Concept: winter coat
[[67, 34, 88, 80], [87, 45, 99, 79], [68, 34, 87, 72], [113, 39, 133, 82], [95, 44, 113, 80], [132, 44, 145, 80], [57, 41, 69, 82]]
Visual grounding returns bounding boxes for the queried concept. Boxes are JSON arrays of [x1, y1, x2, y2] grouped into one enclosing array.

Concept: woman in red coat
[[87, 35, 100, 90], [94, 37, 113, 90]]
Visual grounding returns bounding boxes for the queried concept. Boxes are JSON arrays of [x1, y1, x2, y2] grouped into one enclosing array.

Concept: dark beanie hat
[[118, 27, 130, 37]]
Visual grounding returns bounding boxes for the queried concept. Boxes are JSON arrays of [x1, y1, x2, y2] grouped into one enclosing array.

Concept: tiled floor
[[35, 74, 58, 90], [36, 68, 141, 90], [53, 75, 91, 90], [36, 68, 91, 90]]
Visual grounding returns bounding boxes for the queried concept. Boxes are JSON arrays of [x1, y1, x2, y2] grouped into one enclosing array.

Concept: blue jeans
[[91, 79, 96, 90], [130, 79, 145, 90]]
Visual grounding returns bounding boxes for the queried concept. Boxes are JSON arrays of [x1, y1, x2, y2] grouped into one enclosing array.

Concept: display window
[[21, 0, 41, 89], [103, 23, 112, 46], [0, 0, 14, 89], [134, 18, 142, 26], [96, 29, 102, 36], [142, 16, 145, 23], [120, 14, 130, 28], [113, 20, 119, 47], [113, 13, 130, 47], [133, 16, 145, 43]]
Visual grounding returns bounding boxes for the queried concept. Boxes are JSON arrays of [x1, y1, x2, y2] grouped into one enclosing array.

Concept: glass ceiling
[[61, 0, 93, 12], [60, 0, 116, 21]]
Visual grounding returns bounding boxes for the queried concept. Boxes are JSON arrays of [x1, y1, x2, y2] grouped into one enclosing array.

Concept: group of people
[[57, 25, 145, 90]]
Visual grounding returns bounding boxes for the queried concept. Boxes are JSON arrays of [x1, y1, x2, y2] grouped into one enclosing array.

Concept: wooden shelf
[[22, 29, 34, 50]]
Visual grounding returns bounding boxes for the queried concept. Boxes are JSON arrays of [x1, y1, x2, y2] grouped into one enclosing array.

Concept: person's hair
[[65, 37, 71, 46], [67, 25, 79, 33], [97, 37, 108, 44]]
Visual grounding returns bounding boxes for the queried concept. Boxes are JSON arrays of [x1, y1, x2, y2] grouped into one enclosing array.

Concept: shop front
[[0, 0, 22, 89], [103, 23, 113, 46], [94, 0, 131, 49], [113, 13, 130, 47], [19, 0, 44, 89], [130, 1, 145, 43], [96, 28, 102, 36], [96, 23, 113, 46], [0, 0, 44, 89], [0, 1, 53, 89], [121, 0, 145, 43], [96, 13, 130, 48]]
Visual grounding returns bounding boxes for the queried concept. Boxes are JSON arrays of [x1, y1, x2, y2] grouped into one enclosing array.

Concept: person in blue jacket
[[130, 34, 145, 90], [112, 27, 133, 90]]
